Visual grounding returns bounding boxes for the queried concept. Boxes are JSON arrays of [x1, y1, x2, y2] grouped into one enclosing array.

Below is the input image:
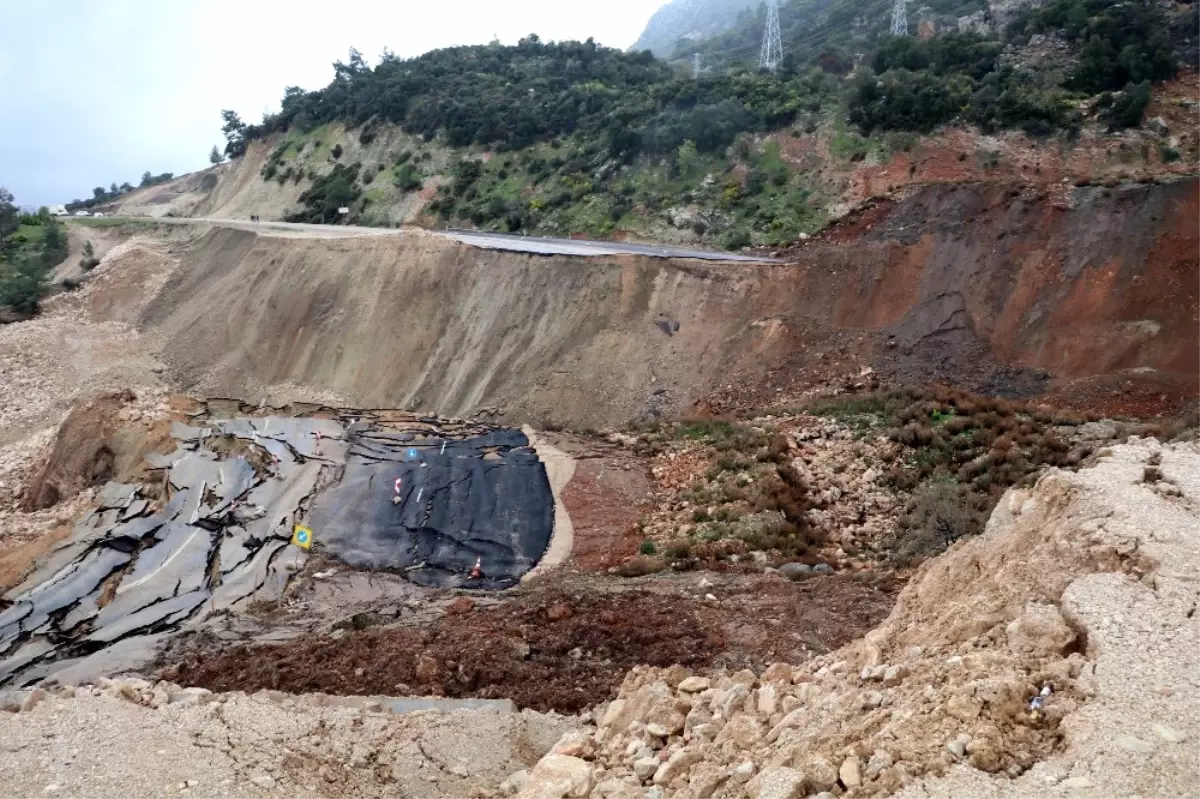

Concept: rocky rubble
[[515, 438, 1200, 799], [0, 388, 172, 551], [632, 414, 902, 569]]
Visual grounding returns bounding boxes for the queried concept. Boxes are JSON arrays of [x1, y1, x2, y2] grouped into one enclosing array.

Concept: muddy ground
[[160, 569, 897, 714]]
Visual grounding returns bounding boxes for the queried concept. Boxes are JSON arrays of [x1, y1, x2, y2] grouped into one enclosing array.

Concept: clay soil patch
[[544, 433, 654, 571], [162, 571, 897, 713]]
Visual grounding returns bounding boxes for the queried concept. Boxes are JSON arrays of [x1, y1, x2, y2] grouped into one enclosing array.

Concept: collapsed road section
[[0, 403, 557, 687]]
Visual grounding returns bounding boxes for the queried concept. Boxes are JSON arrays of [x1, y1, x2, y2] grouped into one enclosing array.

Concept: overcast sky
[[0, 0, 663, 207]]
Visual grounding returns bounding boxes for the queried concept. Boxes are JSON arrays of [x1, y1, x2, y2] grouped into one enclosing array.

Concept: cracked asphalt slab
[[134, 216, 782, 263], [0, 402, 561, 687]]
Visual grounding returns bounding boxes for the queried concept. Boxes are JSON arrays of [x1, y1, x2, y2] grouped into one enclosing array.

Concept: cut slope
[[135, 179, 1198, 428]]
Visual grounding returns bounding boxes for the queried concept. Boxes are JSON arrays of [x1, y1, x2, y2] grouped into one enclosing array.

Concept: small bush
[[721, 228, 751, 250], [79, 241, 100, 271], [614, 556, 667, 578], [639, 540, 657, 556], [331, 144, 344, 160], [1160, 146, 1181, 163], [894, 480, 984, 563], [200, 173, 219, 191], [1143, 465, 1163, 483], [664, 539, 693, 559]]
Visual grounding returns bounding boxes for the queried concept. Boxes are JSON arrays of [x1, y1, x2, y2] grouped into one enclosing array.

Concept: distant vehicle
[[73, 211, 91, 217], [49, 205, 68, 217], [92, 212, 105, 218]]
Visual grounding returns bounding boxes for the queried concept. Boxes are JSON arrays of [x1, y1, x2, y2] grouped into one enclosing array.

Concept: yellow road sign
[[291, 524, 313, 550]]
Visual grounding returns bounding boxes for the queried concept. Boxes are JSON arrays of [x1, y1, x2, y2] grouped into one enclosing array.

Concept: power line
[[891, 0, 908, 35], [760, 0, 784, 71]]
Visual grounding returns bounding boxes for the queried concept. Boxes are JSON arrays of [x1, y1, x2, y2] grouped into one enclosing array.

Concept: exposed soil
[[160, 570, 898, 714], [23, 391, 175, 511], [543, 432, 654, 571]]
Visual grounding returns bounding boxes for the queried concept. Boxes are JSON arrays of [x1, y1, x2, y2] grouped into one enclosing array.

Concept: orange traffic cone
[[470, 557, 482, 580]]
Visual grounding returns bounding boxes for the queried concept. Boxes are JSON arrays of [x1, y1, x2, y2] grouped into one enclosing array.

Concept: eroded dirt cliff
[[137, 179, 1198, 428]]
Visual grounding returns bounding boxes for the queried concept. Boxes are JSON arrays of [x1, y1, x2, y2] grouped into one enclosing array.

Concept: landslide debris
[[162, 571, 898, 715], [513, 438, 1200, 799], [621, 387, 1196, 575]]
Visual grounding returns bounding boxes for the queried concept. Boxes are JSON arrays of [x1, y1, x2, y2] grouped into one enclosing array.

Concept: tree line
[[65, 171, 176, 212], [222, 1, 1190, 168], [0, 189, 69, 316]]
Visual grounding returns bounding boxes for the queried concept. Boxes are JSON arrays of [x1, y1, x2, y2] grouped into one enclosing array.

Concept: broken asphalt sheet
[[0, 413, 336, 687], [0, 406, 558, 686], [310, 429, 555, 589]]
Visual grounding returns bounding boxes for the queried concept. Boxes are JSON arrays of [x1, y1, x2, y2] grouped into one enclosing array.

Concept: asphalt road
[[99, 216, 781, 263]]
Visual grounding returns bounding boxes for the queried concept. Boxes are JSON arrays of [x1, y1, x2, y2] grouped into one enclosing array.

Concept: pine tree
[[209, 145, 223, 165]]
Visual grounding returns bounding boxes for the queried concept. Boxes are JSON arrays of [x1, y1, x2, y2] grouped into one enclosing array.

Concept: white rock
[[634, 758, 659, 781], [1153, 724, 1187, 743], [732, 761, 756, 783], [839, 757, 862, 788], [678, 676, 711, 693], [946, 733, 971, 759], [1062, 776, 1093, 788], [500, 770, 528, 796], [645, 723, 669, 738], [250, 775, 276, 790], [746, 767, 806, 799], [517, 755, 594, 799]]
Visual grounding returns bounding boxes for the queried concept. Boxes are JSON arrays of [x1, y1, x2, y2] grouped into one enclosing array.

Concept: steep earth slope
[[136, 179, 1198, 428]]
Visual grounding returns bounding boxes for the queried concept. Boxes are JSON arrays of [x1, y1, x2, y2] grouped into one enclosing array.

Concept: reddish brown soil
[[544, 433, 654, 571], [161, 571, 897, 713], [23, 392, 176, 511]]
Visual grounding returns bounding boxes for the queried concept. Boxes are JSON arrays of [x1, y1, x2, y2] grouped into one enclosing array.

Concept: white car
[[73, 211, 90, 217], [92, 212, 104, 218]]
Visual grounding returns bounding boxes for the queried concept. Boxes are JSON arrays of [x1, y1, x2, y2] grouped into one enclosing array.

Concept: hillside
[[631, 0, 761, 58], [91, 0, 1196, 254]]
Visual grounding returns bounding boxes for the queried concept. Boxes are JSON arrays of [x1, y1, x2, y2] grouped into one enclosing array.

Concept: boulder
[[779, 563, 812, 581], [688, 764, 727, 799], [1006, 603, 1075, 658], [653, 747, 702, 786], [517, 755, 594, 799], [717, 714, 763, 749], [746, 767, 807, 799]]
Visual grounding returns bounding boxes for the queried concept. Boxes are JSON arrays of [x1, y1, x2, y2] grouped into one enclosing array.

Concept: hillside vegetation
[[0, 190, 68, 316], [207, 1, 1195, 246]]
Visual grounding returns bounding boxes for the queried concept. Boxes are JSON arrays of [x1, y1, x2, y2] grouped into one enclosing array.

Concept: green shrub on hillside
[[0, 257, 48, 314], [284, 163, 362, 224]]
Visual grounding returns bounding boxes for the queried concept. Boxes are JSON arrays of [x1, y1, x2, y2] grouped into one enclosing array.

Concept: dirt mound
[[160, 571, 897, 715], [513, 438, 1200, 798], [23, 391, 172, 511]]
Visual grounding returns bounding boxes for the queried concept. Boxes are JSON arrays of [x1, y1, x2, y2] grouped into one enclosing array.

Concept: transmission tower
[[759, 0, 783, 72], [890, 0, 908, 35]]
